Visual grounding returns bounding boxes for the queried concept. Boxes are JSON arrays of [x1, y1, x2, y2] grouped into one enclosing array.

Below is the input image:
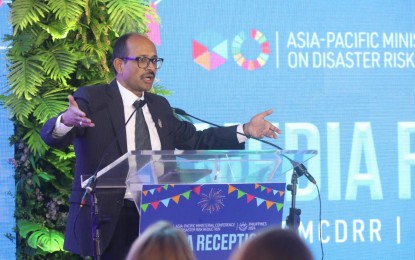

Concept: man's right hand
[[61, 95, 95, 128]]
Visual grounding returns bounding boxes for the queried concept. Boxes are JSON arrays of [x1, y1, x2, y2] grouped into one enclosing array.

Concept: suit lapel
[[107, 80, 128, 154]]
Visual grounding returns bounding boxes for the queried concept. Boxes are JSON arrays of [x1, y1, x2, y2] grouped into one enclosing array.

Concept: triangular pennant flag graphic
[[228, 185, 237, 194], [149, 189, 155, 195], [192, 40, 208, 59], [276, 203, 284, 211], [141, 203, 149, 212], [279, 191, 285, 197], [163, 185, 169, 190], [247, 194, 255, 203], [143, 190, 149, 196], [237, 190, 246, 199], [256, 198, 265, 206], [172, 195, 181, 204], [212, 40, 228, 59], [255, 184, 260, 189], [266, 200, 274, 209], [156, 187, 162, 193], [272, 190, 278, 196], [182, 191, 191, 200], [151, 201, 160, 210], [192, 186, 201, 195], [266, 187, 272, 193], [161, 198, 170, 207]]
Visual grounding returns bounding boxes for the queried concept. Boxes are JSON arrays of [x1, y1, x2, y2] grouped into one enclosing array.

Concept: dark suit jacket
[[40, 79, 245, 256]]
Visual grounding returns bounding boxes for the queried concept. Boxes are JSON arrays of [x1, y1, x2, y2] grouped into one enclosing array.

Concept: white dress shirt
[[117, 81, 161, 151]]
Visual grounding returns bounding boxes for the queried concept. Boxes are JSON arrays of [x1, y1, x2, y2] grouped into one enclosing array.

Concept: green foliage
[[47, 0, 84, 22], [106, 0, 157, 33], [38, 43, 80, 85], [18, 220, 65, 253], [7, 55, 46, 99], [33, 90, 70, 124], [10, 0, 49, 33], [2, 0, 166, 258]]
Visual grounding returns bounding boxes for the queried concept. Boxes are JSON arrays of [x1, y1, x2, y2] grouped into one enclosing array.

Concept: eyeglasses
[[122, 56, 164, 69]]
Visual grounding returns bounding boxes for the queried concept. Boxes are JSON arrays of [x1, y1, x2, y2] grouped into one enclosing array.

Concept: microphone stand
[[172, 107, 316, 232], [91, 185, 102, 260], [78, 101, 145, 259], [286, 169, 301, 231]]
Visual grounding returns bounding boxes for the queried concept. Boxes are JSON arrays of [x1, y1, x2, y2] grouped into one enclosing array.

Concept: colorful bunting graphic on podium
[[141, 183, 285, 213], [141, 185, 201, 212], [228, 184, 284, 212]]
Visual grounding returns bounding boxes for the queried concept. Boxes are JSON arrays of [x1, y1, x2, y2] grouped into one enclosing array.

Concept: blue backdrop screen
[[0, 1, 15, 259], [151, 1, 415, 259]]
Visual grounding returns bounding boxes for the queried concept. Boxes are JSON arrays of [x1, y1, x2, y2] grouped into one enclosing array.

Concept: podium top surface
[[81, 149, 317, 188]]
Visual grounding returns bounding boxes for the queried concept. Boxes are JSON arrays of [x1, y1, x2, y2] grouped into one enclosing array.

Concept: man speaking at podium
[[40, 33, 281, 259]]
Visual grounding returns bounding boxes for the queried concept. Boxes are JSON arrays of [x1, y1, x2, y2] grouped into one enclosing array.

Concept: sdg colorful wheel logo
[[192, 29, 270, 71], [232, 29, 270, 70]]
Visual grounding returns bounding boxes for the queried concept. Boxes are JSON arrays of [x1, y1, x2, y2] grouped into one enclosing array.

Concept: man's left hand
[[243, 109, 282, 139]]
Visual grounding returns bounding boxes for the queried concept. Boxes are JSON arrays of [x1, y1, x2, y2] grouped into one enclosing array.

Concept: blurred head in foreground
[[125, 220, 195, 260], [230, 228, 313, 260]]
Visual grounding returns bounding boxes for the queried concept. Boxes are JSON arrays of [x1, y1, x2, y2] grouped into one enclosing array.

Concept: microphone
[[290, 161, 316, 184], [80, 100, 147, 207], [172, 107, 317, 185]]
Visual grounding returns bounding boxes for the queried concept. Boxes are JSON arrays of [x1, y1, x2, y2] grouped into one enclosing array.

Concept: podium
[[82, 149, 317, 203], [81, 149, 317, 259]]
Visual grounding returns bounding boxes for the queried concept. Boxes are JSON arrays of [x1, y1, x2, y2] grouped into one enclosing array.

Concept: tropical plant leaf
[[28, 230, 63, 253], [89, 19, 111, 45], [150, 84, 172, 96], [105, 0, 154, 34], [11, 0, 49, 33], [18, 220, 65, 253], [33, 91, 69, 123], [5, 30, 37, 55], [38, 19, 77, 40], [46, 148, 75, 180], [7, 55, 45, 100], [36, 170, 57, 182], [31, 174, 41, 188], [3, 94, 37, 121], [47, 0, 84, 21], [82, 42, 108, 61], [50, 147, 75, 161], [23, 127, 49, 156], [18, 220, 40, 238], [38, 44, 78, 85]]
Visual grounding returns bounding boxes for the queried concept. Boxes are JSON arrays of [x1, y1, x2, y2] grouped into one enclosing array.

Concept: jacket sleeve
[[40, 116, 77, 150], [173, 119, 245, 150], [40, 87, 92, 150]]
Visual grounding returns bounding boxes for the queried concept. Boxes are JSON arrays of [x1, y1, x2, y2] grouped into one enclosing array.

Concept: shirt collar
[[116, 80, 145, 107]]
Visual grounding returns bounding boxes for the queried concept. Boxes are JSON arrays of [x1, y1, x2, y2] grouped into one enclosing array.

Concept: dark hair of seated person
[[125, 220, 195, 260], [230, 227, 313, 260]]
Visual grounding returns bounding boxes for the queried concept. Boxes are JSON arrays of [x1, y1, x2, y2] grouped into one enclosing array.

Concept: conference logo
[[192, 29, 270, 71], [232, 29, 270, 70], [192, 30, 228, 71]]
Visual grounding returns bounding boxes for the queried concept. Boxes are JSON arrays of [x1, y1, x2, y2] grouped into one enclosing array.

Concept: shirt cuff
[[52, 115, 73, 138], [236, 124, 249, 143]]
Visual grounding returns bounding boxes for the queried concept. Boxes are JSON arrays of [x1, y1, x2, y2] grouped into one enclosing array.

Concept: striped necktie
[[133, 100, 152, 150]]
